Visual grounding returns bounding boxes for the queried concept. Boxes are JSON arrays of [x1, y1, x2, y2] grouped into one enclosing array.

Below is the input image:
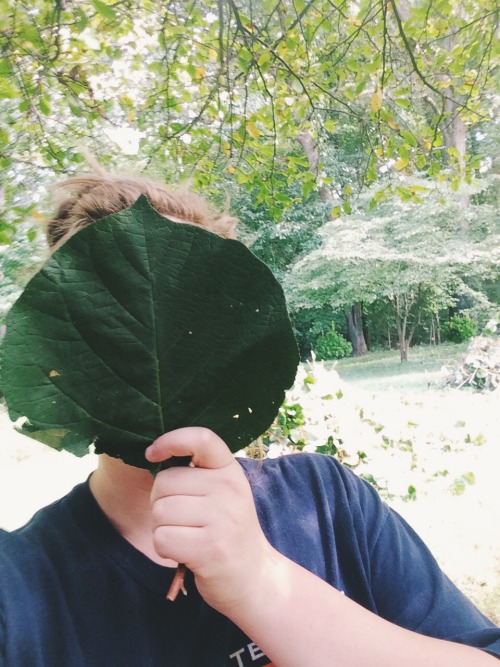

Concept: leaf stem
[[166, 564, 188, 602]]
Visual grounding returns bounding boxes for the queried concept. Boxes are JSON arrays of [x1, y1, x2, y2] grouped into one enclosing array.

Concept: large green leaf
[[1, 196, 299, 469]]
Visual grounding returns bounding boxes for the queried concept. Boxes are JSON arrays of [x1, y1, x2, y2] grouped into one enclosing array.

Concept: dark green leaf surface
[[1, 196, 299, 469]]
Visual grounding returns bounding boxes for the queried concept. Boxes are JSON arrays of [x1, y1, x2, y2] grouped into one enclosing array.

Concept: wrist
[[218, 543, 293, 621], [197, 539, 285, 618]]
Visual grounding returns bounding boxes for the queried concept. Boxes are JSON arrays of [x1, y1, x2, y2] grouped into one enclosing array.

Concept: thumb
[[145, 427, 234, 469]]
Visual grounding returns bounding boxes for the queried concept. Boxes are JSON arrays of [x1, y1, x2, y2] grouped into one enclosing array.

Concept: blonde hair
[[46, 165, 238, 248]]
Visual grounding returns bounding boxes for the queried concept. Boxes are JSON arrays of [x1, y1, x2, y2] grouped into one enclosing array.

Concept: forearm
[[226, 548, 497, 667]]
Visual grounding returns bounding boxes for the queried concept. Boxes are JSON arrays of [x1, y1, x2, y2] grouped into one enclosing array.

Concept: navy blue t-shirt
[[1, 453, 499, 666]]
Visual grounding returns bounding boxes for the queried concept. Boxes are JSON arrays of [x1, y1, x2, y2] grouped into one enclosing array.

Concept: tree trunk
[[443, 94, 468, 215], [392, 288, 424, 361], [424, 32, 469, 217], [295, 130, 334, 204], [392, 293, 411, 362], [362, 308, 370, 351], [435, 312, 441, 345], [346, 303, 368, 357], [399, 306, 408, 361]]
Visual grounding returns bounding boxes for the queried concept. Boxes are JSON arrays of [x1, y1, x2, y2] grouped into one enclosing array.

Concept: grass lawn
[[332, 342, 469, 393]]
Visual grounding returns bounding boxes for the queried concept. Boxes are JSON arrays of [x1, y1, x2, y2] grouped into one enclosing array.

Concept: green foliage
[[1, 197, 299, 469], [275, 401, 305, 438], [290, 307, 347, 359], [446, 315, 477, 343], [363, 298, 399, 349], [402, 485, 418, 503], [255, 368, 369, 472], [465, 432, 486, 446], [259, 400, 306, 450], [450, 472, 476, 496], [0, 225, 45, 324], [0, 0, 498, 229], [234, 180, 327, 279], [314, 324, 353, 360]]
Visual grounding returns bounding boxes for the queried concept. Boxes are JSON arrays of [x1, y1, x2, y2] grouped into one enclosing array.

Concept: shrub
[[314, 324, 352, 360], [447, 315, 477, 343], [290, 307, 347, 359]]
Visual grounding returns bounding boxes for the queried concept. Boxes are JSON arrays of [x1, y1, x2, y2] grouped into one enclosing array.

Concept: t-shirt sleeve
[[365, 494, 500, 657], [255, 453, 500, 658]]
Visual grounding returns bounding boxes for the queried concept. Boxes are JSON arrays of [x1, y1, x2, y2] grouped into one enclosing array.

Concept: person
[[0, 167, 499, 667]]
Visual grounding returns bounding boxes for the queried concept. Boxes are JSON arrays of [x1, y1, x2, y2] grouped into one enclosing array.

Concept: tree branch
[[391, 0, 489, 121]]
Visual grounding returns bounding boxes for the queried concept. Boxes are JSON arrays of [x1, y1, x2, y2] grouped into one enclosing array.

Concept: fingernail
[[145, 443, 157, 460]]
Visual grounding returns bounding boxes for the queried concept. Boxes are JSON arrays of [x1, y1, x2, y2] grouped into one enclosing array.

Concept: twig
[[166, 563, 188, 601], [456, 367, 477, 391]]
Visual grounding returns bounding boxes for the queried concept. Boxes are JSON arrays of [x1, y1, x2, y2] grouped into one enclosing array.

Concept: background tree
[[285, 180, 500, 360]]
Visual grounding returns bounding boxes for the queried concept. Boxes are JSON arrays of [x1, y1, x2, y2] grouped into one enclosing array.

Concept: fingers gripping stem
[[151, 456, 192, 602]]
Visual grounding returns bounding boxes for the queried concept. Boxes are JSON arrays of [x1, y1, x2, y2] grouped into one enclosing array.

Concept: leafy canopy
[[1, 197, 299, 469], [0, 0, 497, 236], [285, 180, 500, 313]]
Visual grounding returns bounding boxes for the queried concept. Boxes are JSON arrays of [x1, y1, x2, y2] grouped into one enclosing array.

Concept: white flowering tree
[[285, 180, 500, 360]]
